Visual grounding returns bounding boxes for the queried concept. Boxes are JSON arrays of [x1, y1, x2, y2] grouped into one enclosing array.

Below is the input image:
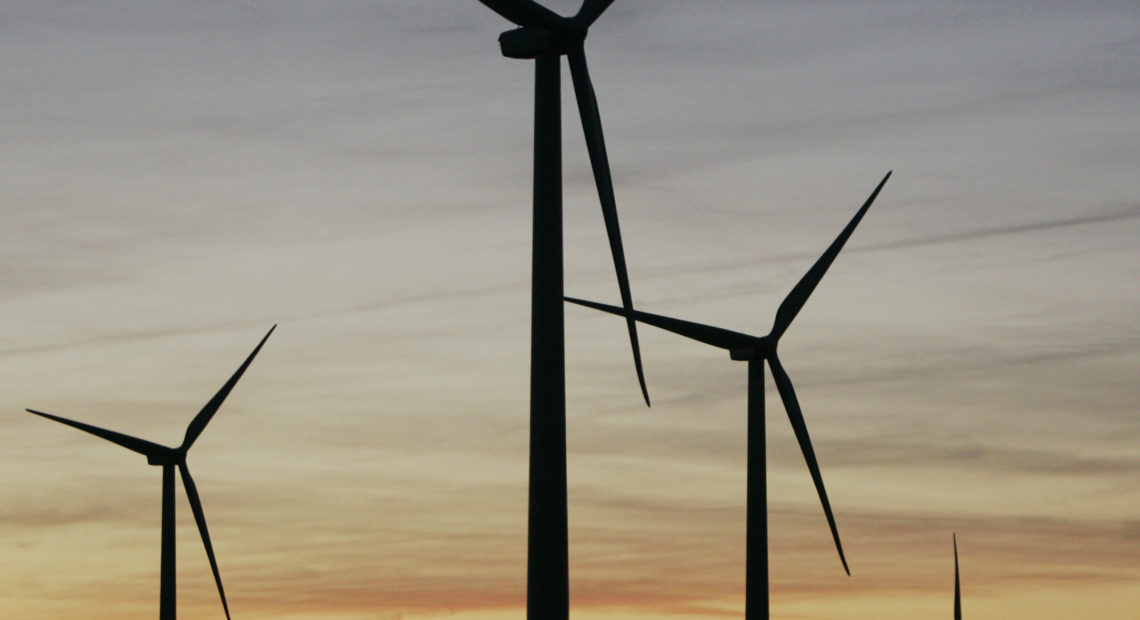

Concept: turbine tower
[[27, 326, 275, 620], [567, 173, 891, 620], [474, 2, 648, 617]]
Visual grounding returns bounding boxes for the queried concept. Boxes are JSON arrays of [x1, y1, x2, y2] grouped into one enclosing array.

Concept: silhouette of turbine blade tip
[[26, 407, 169, 458], [26, 407, 67, 419], [625, 316, 651, 407], [862, 171, 892, 205], [633, 353, 650, 407], [25, 408, 66, 425], [828, 508, 849, 576], [25, 408, 61, 424], [873, 170, 891, 191], [566, 297, 650, 405], [254, 323, 277, 350]]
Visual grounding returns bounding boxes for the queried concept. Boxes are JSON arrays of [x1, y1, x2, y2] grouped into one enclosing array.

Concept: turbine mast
[[160, 464, 176, 620], [745, 359, 769, 619], [477, 3, 640, 618], [528, 51, 570, 620]]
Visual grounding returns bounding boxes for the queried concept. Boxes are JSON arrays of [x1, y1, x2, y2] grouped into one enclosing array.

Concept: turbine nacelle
[[730, 338, 775, 361], [146, 448, 186, 467], [499, 26, 584, 59]]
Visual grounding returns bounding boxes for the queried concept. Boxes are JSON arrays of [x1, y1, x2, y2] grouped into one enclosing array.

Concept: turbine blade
[[566, 297, 754, 351], [954, 533, 961, 620], [182, 325, 276, 451], [25, 409, 168, 458], [768, 354, 849, 575], [477, 0, 566, 31], [179, 463, 231, 620], [566, 45, 649, 406], [574, 0, 614, 26], [771, 171, 891, 339]]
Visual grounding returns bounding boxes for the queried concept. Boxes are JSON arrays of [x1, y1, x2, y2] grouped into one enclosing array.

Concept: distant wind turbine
[[474, 2, 648, 617], [27, 326, 276, 620], [954, 533, 963, 620], [567, 172, 891, 620]]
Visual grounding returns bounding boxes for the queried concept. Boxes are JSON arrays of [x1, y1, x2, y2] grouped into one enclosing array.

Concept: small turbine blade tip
[[627, 319, 651, 407], [25, 408, 51, 421]]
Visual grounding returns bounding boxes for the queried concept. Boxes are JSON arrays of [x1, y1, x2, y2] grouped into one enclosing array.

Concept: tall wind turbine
[[954, 534, 963, 620], [474, 2, 648, 617], [27, 326, 275, 620], [567, 172, 891, 620]]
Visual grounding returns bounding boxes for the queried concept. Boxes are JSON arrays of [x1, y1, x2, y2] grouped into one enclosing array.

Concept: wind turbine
[[567, 172, 891, 620], [474, 2, 648, 617], [954, 534, 962, 620], [26, 325, 275, 620]]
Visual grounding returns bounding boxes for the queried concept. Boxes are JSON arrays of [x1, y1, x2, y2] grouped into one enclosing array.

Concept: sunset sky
[[2, 1, 1138, 619]]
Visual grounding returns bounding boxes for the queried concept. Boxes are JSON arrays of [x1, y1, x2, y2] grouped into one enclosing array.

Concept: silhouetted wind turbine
[[474, 2, 647, 617], [27, 326, 275, 620], [954, 533, 962, 620], [567, 172, 891, 620]]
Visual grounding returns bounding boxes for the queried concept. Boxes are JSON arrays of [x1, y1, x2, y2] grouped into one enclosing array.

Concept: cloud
[[821, 438, 1138, 476], [617, 203, 1140, 289], [0, 476, 153, 530], [857, 204, 1140, 254]]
